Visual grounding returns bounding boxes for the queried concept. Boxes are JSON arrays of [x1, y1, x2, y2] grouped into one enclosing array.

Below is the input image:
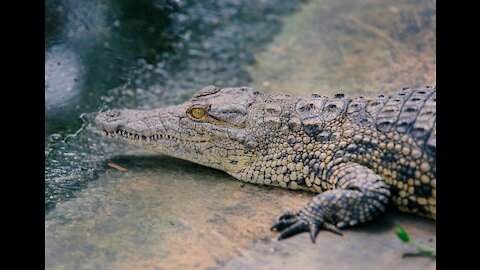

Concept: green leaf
[[395, 222, 436, 259], [411, 241, 436, 257], [395, 223, 410, 243]]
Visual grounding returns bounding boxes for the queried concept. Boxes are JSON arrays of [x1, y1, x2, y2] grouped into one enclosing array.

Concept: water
[[45, 0, 435, 269]]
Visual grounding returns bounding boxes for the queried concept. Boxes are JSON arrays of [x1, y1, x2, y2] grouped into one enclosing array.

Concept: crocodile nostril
[[106, 109, 121, 117]]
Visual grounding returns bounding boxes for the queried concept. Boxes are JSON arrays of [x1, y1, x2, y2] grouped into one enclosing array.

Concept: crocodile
[[95, 85, 436, 242]]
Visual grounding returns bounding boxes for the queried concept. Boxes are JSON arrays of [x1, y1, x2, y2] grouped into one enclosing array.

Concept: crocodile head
[[95, 86, 268, 174]]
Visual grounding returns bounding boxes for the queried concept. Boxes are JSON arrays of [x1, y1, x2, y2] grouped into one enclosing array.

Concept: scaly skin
[[95, 85, 436, 242]]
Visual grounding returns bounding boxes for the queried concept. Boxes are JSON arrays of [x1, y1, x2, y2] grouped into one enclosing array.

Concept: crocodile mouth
[[101, 128, 211, 145]]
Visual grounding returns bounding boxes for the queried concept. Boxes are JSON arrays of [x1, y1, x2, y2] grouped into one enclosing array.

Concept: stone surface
[[247, 0, 436, 97], [45, 152, 435, 270]]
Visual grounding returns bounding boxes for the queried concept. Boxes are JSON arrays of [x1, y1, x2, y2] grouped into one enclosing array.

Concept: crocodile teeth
[[103, 128, 188, 144]]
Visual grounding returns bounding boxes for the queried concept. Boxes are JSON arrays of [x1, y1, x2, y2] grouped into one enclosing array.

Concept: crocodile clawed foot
[[271, 210, 343, 243]]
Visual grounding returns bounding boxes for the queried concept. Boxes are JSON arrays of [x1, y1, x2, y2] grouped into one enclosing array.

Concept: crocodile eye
[[190, 107, 207, 119]]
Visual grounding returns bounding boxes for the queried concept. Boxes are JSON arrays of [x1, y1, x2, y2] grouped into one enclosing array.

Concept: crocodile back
[[347, 87, 436, 162]]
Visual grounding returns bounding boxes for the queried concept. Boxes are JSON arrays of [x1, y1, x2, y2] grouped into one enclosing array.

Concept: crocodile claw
[[271, 210, 343, 243], [278, 221, 309, 240], [270, 217, 298, 231]]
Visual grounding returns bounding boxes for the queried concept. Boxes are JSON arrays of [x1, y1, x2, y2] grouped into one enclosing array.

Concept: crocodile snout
[[105, 109, 121, 118], [95, 109, 124, 131]]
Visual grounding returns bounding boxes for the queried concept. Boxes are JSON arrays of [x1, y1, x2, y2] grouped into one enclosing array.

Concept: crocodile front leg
[[271, 162, 391, 243]]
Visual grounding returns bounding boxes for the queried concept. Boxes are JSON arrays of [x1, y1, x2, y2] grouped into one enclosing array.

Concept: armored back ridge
[[95, 85, 436, 242]]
